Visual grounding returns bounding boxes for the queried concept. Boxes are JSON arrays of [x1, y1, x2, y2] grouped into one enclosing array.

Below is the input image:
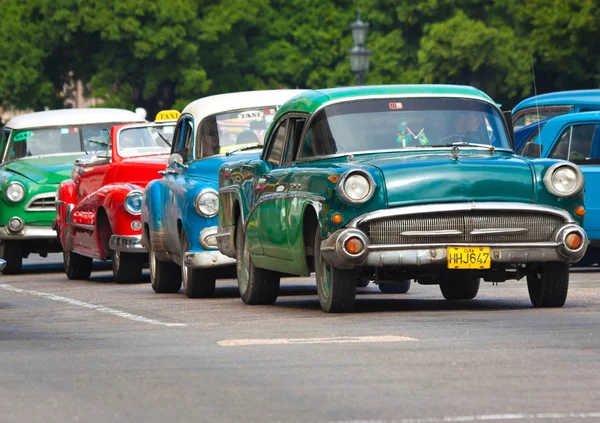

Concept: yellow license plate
[[447, 247, 491, 269]]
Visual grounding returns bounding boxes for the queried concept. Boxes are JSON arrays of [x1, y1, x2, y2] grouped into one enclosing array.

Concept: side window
[[550, 124, 598, 163], [264, 120, 288, 167], [283, 118, 306, 164], [172, 116, 194, 161], [298, 112, 337, 159], [0, 128, 11, 162], [198, 116, 219, 158]]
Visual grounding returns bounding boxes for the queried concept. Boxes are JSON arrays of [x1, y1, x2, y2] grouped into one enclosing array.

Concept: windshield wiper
[[225, 143, 262, 156], [155, 131, 171, 147], [428, 142, 496, 150]]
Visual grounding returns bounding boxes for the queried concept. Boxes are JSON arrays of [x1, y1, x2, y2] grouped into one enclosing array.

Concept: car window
[[0, 127, 11, 162], [117, 124, 174, 158], [172, 116, 194, 161], [283, 118, 306, 164], [264, 119, 288, 167], [550, 124, 600, 164], [513, 107, 570, 129]]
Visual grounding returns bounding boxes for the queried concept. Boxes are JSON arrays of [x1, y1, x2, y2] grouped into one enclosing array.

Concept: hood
[[2, 154, 80, 185], [356, 150, 534, 207], [113, 155, 169, 188]]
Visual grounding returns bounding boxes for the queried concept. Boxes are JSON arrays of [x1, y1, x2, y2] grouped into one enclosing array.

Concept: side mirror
[[522, 142, 542, 158], [168, 153, 187, 169]]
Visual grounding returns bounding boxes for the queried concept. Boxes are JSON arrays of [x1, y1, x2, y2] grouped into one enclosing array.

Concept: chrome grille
[[25, 193, 57, 212], [362, 211, 564, 245]]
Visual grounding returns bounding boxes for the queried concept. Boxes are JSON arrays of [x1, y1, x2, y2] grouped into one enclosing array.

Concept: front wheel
[[64, 250, 93, 280], [181, 232, 216, 298], [439, 274, 480, 300], [149, 242, 181, 294], [112, 250, 144, 283], [314, 228, 357, 313], [378, 280, 411, 294], [236, 218, 280, 305], [1, 241, 23, 275], [527, 262, 569, 307]]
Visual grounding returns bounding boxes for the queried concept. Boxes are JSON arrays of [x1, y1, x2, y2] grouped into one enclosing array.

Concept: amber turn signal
[[331, 213, 343, 225], [344, 237, 364, 255], [565, 232, 582, 250], [328, 175, 339, 183], [575, 206, 586, 217]]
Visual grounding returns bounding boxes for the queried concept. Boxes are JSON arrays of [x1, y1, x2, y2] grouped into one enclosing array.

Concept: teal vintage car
[[217, 85, 588, 313]]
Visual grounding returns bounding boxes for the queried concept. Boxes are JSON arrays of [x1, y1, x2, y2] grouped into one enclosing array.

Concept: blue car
[[512, 89, 600, 130], [514, 118, 551, 154], [522, 111, 600, 264], [141, 89, 305, 298]]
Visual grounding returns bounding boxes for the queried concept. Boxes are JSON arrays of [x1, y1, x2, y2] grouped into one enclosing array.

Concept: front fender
[[56, 179, 77, 249], [182, 182, 219, 252], [102, 184, 143, 236]]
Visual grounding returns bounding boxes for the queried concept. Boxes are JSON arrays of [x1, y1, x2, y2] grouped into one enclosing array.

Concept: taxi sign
[[155, 110, 181, 122]]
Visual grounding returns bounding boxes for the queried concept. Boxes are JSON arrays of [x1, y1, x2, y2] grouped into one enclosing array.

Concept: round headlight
[[336, 171, 375, 204], [124, 191, 143, 215], [195, 189, 218, 217], [5, 182, 25, 203], [543, 163, 584, 197]]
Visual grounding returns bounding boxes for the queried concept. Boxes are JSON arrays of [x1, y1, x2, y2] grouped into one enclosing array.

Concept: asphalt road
[[2, 254, 600, 423]]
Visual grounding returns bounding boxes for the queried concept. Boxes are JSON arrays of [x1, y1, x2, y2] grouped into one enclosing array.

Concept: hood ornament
[[450, 146, 460, 161]]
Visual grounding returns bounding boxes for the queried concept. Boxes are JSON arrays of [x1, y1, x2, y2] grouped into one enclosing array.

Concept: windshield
[[513, 108, 569, 129], [117, 124, 174, 158], [199, 107, 278, 156], [298, 98, 510, 159], [4, 123, 130, 162]]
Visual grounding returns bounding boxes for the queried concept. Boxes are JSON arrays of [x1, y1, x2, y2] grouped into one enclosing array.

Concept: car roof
[[182, 90, 307, 126], [512, 89, 600, 113], [276, 84, 496, 116], [5, 108, 145, 130]]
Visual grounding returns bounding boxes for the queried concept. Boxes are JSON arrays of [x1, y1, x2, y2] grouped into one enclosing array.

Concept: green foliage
[[0, 0, 598, 115]]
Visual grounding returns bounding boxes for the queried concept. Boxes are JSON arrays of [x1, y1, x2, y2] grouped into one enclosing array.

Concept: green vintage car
[[0, 108, 144, 273], [217, 85, 588, 313]]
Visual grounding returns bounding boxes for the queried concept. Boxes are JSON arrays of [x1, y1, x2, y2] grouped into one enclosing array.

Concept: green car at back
[[0, 108, 144, 274], [217, 85, 588, 313]]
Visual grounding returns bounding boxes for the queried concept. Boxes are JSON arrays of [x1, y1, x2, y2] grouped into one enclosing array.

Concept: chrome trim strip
[[470, 228, 528, 235], [109, 235, 146, 253], [200, 226, 218, 249], [368, 242, 558, 251], [348, 202, 574, 227], [73, 223, 95, 231], [401, 230, 463, 237]]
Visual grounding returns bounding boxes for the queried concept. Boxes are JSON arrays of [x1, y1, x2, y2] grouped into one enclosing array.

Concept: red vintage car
[[55, 112, 178, 282]]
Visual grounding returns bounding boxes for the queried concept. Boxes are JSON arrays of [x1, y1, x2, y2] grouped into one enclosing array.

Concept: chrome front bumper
[[184, 250, 236, 269], [109, 235, 146, 253], [0, 225, 57, 240], [321, 203, 589, 269]]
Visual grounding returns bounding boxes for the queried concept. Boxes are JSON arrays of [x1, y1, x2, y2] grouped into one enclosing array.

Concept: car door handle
[[159, 169, 177, 176]]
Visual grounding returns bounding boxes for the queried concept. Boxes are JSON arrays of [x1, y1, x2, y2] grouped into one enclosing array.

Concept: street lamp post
[[348, 10, 371, 86]]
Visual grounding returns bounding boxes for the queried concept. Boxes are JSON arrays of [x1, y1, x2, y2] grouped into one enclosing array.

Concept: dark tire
[[378, 280, 411, 294], [112, 250, 144, 283], [439, 274, 480, 300], [149, 242, 181, 294], [1, 241, 23, 274], [236, 218, 280, 305], [181, 232, 216, 298], [527, 262, 569, 307], [63, 250, 93, 280], [314, 228, 357, 313]]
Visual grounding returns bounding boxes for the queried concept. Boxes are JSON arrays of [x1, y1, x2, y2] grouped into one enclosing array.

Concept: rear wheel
[[63, 250, 93, 280], [149, 241, 181, 294], [314, 228, 357, 313], [1, 241, 23, 274], [181, 232, 216, 298], [439, 274, 480, 300], [112, 250, 144, 283], [378, 280, 411, 294], [236, 218, 280, 305], [527, 262, 569, 307]]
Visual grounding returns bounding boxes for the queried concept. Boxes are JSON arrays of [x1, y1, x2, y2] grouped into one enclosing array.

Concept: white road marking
[[0, 284, 185, 327], [332, 412, 600, 423], [217, 335, 417, 347]]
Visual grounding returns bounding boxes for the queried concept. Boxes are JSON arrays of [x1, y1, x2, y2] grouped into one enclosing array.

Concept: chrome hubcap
[[238, 233, 251, 295], [150, 250, 156, 280], [182, 256, 188, 290], [113, 250, 120, 270]]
